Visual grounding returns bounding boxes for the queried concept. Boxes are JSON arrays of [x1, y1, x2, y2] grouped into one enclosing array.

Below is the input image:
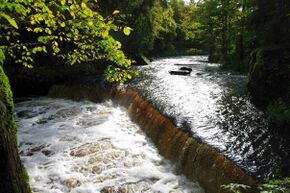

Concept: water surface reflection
[[129, 56, 290, 180]]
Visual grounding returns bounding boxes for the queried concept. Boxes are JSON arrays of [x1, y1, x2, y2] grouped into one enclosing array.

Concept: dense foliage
[[0, 0, 136, 83], [98, 0, 177, 58], [222, 178, 290, 193]]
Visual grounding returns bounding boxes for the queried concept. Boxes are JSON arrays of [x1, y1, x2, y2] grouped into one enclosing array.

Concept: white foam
[[16, 98, 204, 193]]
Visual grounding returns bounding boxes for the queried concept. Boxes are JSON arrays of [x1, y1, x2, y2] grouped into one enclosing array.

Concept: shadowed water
[[129, 56, 290, 180], [15, 98, 203, 193]]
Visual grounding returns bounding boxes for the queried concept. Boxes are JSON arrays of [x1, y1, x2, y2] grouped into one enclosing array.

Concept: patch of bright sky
[[183, 0, 198, 4]]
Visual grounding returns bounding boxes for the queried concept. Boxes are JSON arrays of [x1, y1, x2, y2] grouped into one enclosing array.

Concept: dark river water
[[128, 56, 290, 180]]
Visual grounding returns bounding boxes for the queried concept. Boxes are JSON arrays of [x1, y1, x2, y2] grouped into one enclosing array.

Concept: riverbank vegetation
[[222, 177, 290, 193], [1, 0, 290, 192]]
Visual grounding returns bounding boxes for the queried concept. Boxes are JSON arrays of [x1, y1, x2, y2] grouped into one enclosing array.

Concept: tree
[[191, 0, 254, 70], [1, 0, 135, 83], [98, 0, 177, 57], [151, 0, 177, 54]]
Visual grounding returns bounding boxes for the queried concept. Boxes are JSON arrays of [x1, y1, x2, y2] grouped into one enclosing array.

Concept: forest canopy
[[0, 0, 137, 83], [1, 0, 289, 91], [0, 0, 260, 73]]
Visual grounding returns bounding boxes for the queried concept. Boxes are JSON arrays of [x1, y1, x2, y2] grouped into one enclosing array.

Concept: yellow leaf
[[123, 27, 132, 36], [88, 21, 93, 26], [113, 10, 120, 15], [102, 30, 109, 38], [53, 41, 58, 47], [45, 28, 52, 34], [70, 11, 75, 19], [60, 22, 65, 27], [60, 0, 66, 5], [33, 27, 43, 33], [81, 2, 87, 9]]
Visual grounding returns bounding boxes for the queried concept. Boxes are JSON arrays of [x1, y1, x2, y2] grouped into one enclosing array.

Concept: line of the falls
[[48, 85, 255, 193]]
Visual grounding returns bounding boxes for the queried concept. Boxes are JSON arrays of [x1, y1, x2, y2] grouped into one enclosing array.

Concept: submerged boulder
[[179, 67, 193, 72], [169, 70, 191, 76]]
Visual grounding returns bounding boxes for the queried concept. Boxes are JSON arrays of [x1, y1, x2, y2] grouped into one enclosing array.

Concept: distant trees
[[187, 0, 254, 70], [98, 0, 177, 58]]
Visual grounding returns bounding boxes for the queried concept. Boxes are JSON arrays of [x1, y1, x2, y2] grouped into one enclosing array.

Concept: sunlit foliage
[[0, 0, 135, 83]]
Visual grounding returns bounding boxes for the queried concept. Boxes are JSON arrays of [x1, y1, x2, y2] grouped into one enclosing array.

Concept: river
[[15, 56, 289, 192], [128, 56, 289, 180]]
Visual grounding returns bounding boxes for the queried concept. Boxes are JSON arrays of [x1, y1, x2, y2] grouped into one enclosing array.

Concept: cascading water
[[128, 56, 290, 180], [15, 98, 204, 193], [15, 56, 289, 192]]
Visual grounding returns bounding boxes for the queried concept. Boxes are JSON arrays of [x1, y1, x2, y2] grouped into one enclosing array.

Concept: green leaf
[[0, 48, 5, 65], [0, 13, 18, 29], [123, 26, 132, 36], [37, 36, 44, 42], [60, 22, 65, 27]]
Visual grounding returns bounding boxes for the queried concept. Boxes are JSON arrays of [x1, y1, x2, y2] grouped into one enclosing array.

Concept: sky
[[184, 0, 198, 4]]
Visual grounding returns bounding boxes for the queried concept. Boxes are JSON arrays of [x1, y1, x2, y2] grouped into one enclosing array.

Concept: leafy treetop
[[0, 0, 136, 83]]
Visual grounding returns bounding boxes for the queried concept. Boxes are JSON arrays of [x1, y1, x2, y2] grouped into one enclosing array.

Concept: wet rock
[[88, 150, 124, 164], [16, 110, 34, 119], [34, 175, 42, 182], [64, 178, 81, 188], [169, 70, 191, 76], [94, 173, 120, 184], [174, 63, 194, 66], [41, 149, 53, 156], [179, 67, 193, 72], [76, 117, 108, 127], [31, 144, 47, 152], [70, 140, 112, 157], [92, 165, 103, 174], [59, 136, 78, 142], [100, 182, 150, 193], [36, 119, 48, 125], [21, 144, 49, 156]]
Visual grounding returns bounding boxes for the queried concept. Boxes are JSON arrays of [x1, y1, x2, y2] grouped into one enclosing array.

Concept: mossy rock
[[0, 65, 31, 193], [0, 65, 14, 114]]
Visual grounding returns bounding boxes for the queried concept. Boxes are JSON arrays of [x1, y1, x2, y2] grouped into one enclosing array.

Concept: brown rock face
[[49, 85, 256, 193]]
